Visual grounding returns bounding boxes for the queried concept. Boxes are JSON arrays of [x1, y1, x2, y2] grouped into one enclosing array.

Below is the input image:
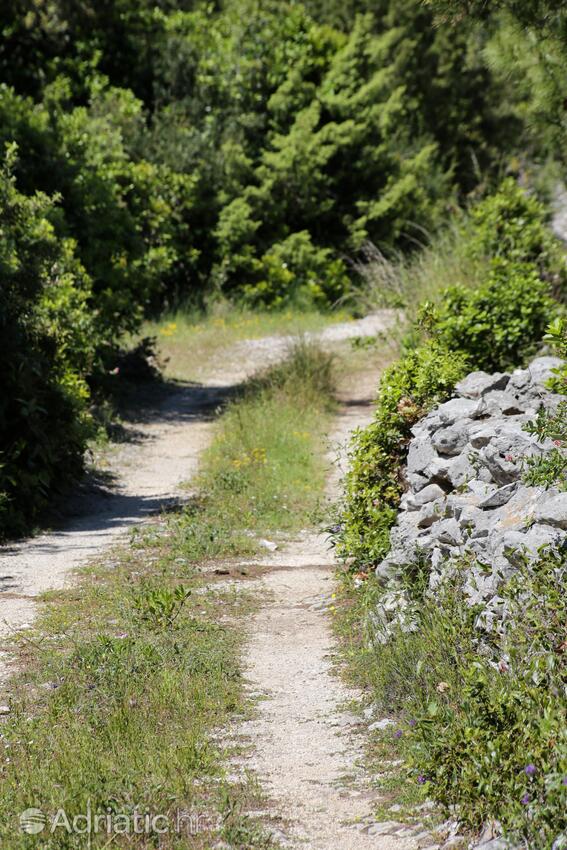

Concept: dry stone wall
[[373, 357, 566, 641]]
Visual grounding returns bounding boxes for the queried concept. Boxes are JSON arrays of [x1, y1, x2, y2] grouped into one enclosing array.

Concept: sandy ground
[[233, 370, 420, 850], [0, 312, 395, 680]]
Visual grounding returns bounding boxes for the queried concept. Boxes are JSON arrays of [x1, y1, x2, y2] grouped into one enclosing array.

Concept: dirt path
[[234, 372, 421, 850], [0, 313, 395, 681]]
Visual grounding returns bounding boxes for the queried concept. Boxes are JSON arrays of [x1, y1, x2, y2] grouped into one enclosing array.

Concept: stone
[[534, 492, 567, 529], [526, 356, 563, 386], [375, 558, 402, 584], [407, 439, 438, 477], [455, 371, 510, 399], [466, 480, 497, 500], [370, 356, 565, 645], [431, 518, 463, 547], [469, 424, 499, 449], [482, 391, 526, 416], [408, 470, 430, 492], [437, 397, 483, 426], [478, 425, 538, 485], [404, 484, 447, 511], [478, 483, 517, 509], [0, 705, 10, 715], [476, 840, 516, 850], [368, 718, 395, 731], [417, 500, 447, 529], [432, 423, 471, 456], [366, 821, 402, 836], [496, 524, 564, 565], [443, 454, 478, 489]]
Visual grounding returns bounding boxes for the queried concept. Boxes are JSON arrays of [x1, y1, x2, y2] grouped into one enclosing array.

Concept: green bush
[[523, 317, 567, 489], [336, 342, 469, 566], [245, 232, 350, 309], [0, 146, 95, 537], [420, 258, 558, 372], [467, 178, 567, 296], [0, 83, 199, 344]]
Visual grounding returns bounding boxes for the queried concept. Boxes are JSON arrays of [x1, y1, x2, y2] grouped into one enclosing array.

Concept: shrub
[[0, 146, 94, 537], [245, 232, 350, 309], [420, 258, 558, 372], [336, 342, 469, 566], [468, 179, 561, 266], [523, 317, 567, 490], [337, 180, 562, 571]]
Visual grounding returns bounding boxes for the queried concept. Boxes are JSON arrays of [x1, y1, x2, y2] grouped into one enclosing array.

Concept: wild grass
[[353, 219, 490, 326], [143, 301, 351, 381], [0, 342, 337, 848]]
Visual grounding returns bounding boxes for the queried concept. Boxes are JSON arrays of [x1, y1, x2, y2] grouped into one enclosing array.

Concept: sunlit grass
[[354, 218, 490, 326], [143, 301, 351, 381]]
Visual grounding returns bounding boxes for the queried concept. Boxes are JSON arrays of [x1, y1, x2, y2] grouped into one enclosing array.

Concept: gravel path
[[0, 312, 395, 681], [234, 371, 420, 850]]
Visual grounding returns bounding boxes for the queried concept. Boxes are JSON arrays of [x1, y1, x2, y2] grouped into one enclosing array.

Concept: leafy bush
[[467, 178, 567, 297], [420, 259, 558, 372], [336, 343, 469, 566], [0, 83, 199, 344], [523, 317, 567, 489], [245, 233, 349, 309], [0, 146, 95, 536]]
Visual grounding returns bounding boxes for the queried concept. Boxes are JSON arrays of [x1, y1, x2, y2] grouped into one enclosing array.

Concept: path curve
[[0, 312, 396, 677]]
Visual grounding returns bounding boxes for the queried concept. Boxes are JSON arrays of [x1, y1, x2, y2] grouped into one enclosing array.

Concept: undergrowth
[[335, 550, 567, 849], [336, 179, 562, 571]]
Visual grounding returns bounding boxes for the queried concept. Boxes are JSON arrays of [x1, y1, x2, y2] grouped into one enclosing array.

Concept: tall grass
[[353, 219, 490, 324], [171, 340, 336, 561]]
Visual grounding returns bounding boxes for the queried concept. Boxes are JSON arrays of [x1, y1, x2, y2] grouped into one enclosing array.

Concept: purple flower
[[562, 777, 567, 786], [417, 774, 426, 785], [521, 793, 530, 805], [524, 764, 536, 777], [394, 729, 403, 739], [409, 719, 417, 727]]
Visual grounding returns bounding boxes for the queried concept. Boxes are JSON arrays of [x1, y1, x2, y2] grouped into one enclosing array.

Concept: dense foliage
[[337, 343, 468, 566], [0, 146, 95, 534], [0, 0, 522, 533], [425, 0, 567, 158]]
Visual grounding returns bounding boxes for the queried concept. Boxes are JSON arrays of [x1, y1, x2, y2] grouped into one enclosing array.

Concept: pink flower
[[553, 440, 562, 447], [109, 367, 120, 376], [505, 454, 514, 462]]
